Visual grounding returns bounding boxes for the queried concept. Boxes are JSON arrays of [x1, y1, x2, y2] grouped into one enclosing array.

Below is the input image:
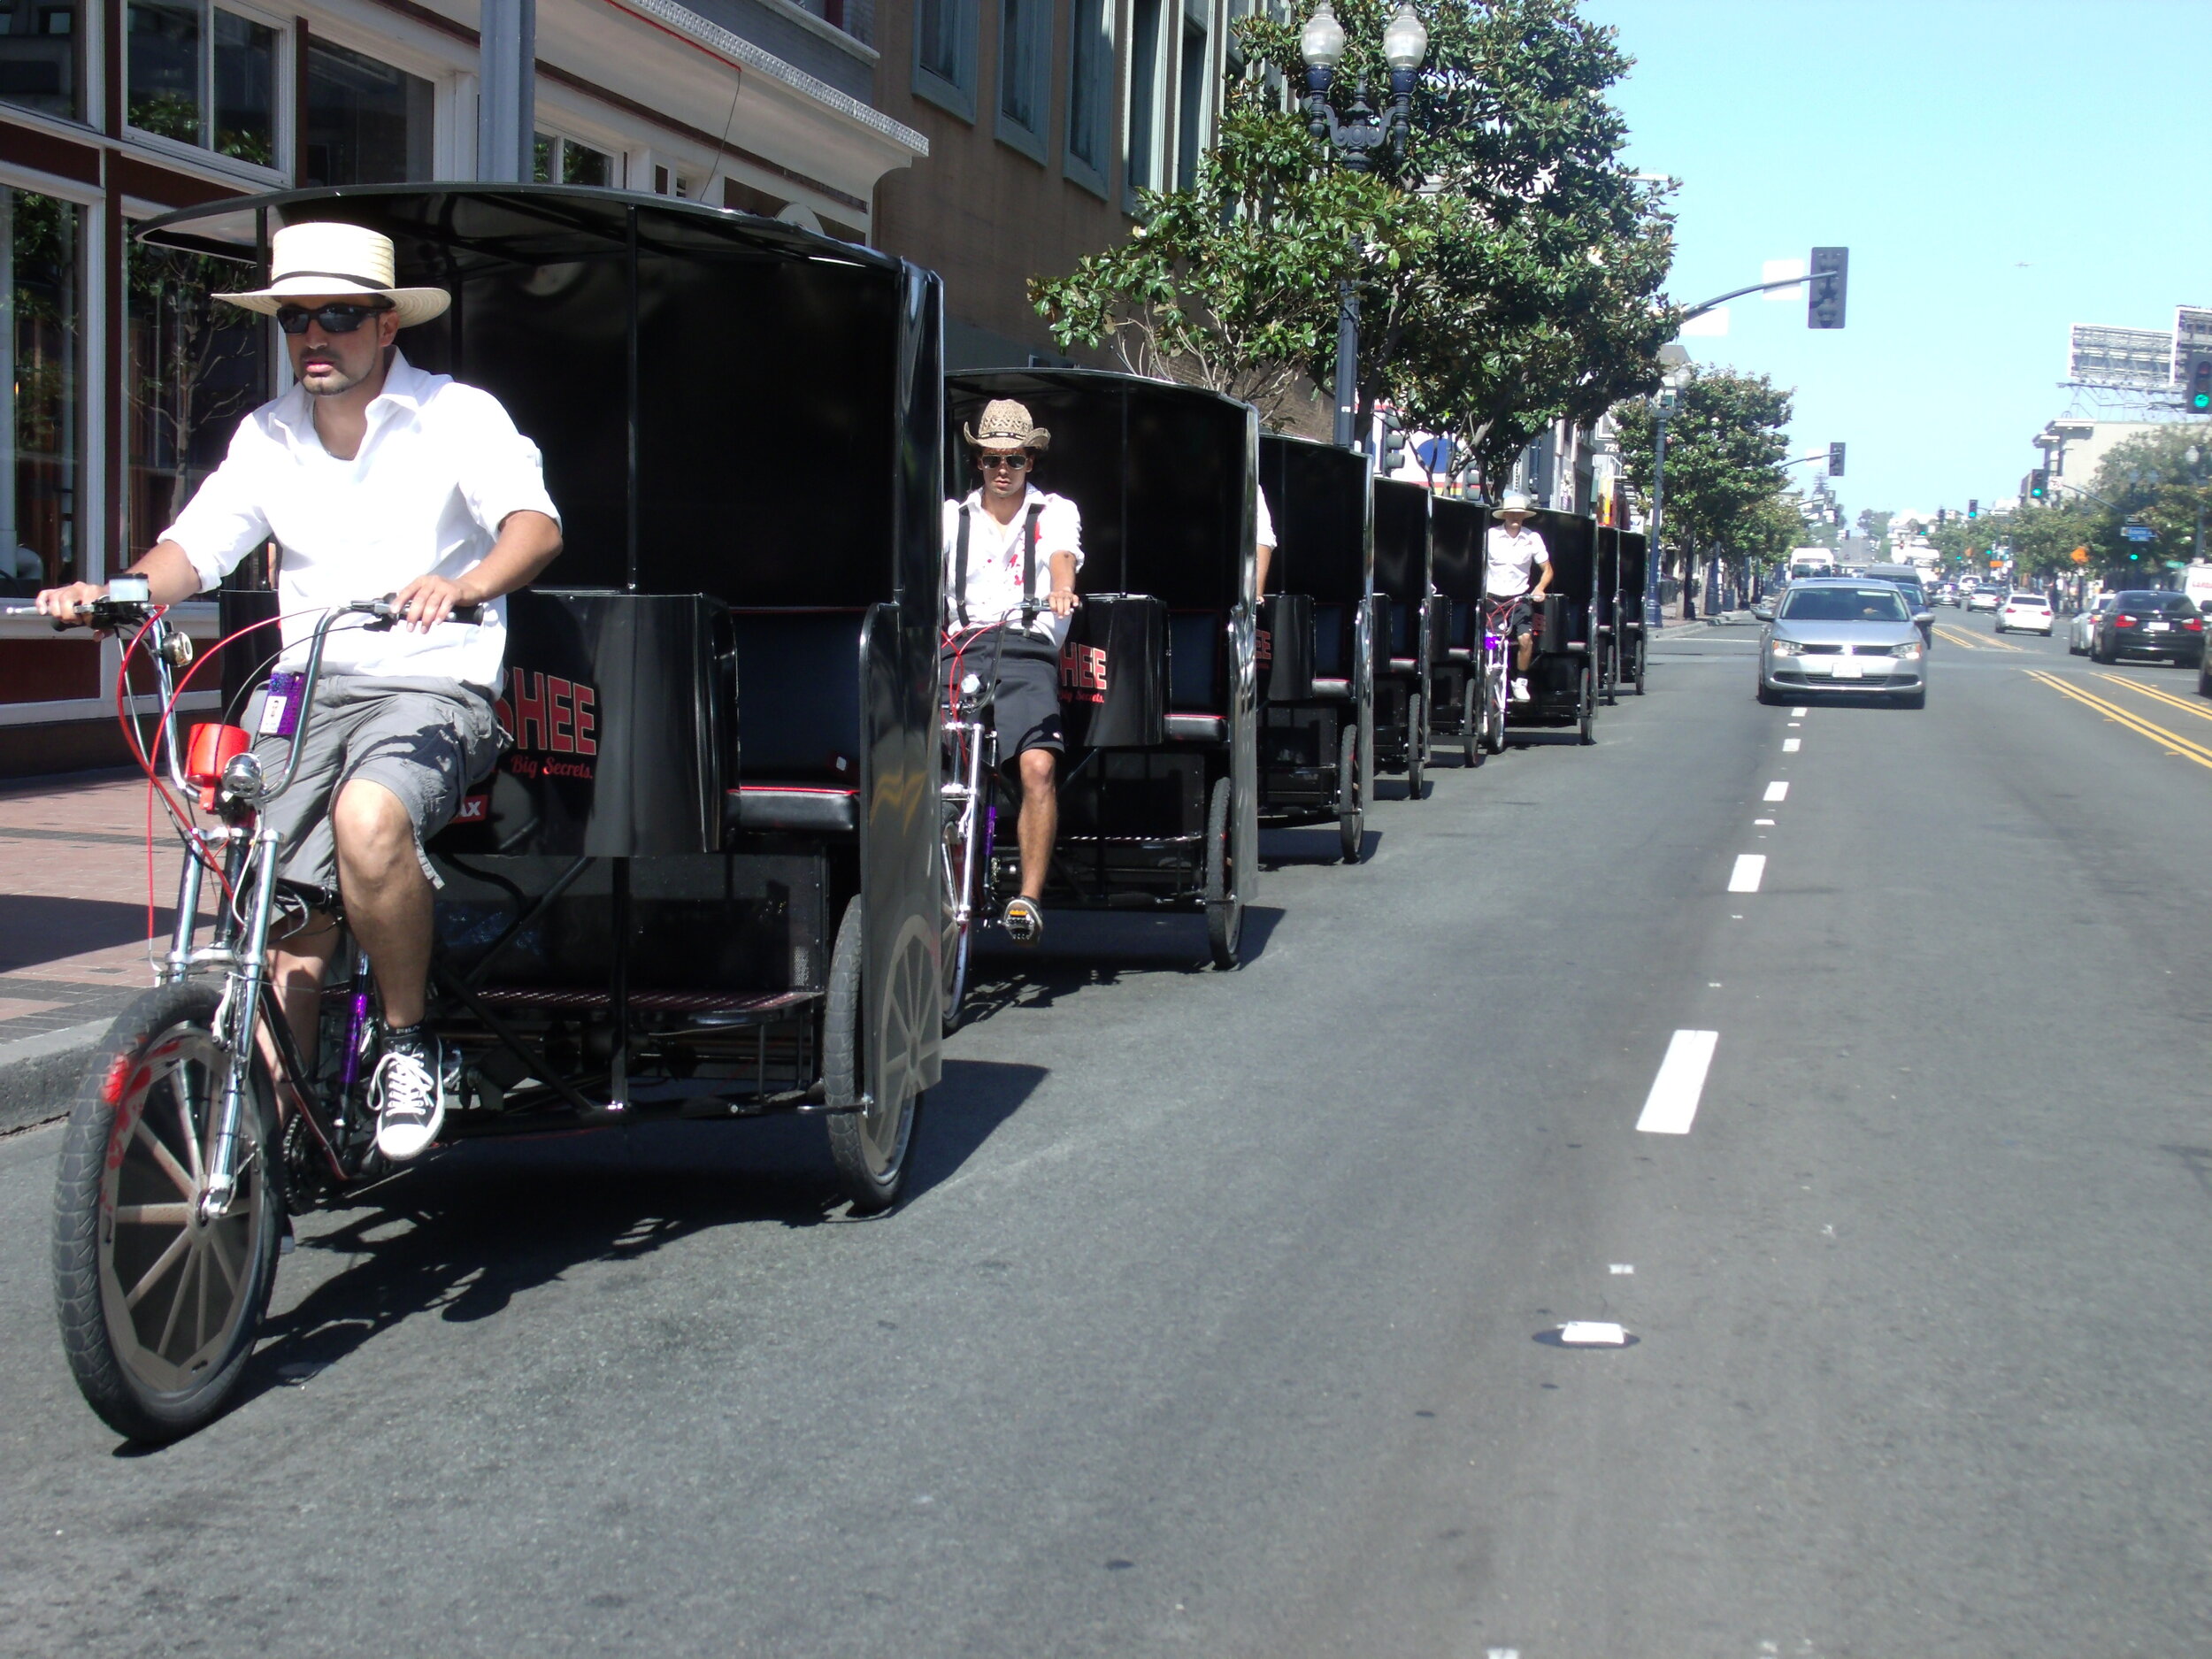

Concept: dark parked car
[[2089, 590, 2205, 666]]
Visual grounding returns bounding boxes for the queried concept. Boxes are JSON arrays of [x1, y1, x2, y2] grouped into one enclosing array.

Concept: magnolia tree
[[1032, 0, 1676, 467]]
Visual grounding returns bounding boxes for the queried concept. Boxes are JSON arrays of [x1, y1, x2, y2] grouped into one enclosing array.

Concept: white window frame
[[1122, 0, 1170, 211], [295, 8, 468, 186], [119, 0, 293, 188]]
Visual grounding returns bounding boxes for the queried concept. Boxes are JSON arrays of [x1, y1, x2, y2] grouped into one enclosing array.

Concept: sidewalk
[[0, 770, 211, 1133]]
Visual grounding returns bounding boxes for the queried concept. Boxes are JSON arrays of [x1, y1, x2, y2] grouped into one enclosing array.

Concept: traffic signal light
[[1808, 247, 1848, 329], [1967, 498, 1978, 519], [2186, 353, 2212, 413], [1827, 442, 1845, 477], [1379, 413, 1407, 472], [2028, 468, 2048, 502], [1937, 507, 1947, 526]]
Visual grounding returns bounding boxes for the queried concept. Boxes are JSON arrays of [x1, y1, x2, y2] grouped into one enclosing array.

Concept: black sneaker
[[370, 1025, 447, 1161]]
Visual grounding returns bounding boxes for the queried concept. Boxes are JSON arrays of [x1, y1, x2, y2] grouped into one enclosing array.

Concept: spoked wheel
[[1405, 692, 1425, 800], [52, 979, 283, 1443], [1578, 663, 1598, 745], [1204, 775, 1243, 969], [825, 898, 928, 1213], [1460, 677, 1482, 768], [1337, 722, 1364, 863], [1482, 662, 1509, 753], [939, 786, 984, 1033], [1630, 633, 1647, 695]]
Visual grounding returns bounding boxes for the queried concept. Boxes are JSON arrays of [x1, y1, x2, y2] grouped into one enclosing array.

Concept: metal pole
[[1333, 253, 1359, 451], [477, 0, 536, 183], [1646, 411, 1665, 626]]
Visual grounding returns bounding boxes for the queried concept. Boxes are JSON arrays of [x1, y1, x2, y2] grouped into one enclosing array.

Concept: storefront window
[[0, 0, 80, 122], [0, 191, 80, 597], [303, 39, 433, 186], [534, 132, 614, 188], [125, 238, 265, 567], [127, 1, 277, 165]]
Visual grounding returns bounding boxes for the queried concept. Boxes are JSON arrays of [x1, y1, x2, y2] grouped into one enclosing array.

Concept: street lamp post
[[1646, 347, 1691, 628], [1301, 0, 1427, 452]]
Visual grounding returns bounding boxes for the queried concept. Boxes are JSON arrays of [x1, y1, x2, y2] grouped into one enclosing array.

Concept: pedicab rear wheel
[[824, 898, 926, 1213], [1337, 724, 1363, 864], [1204, 776, 1243, 969], [1405, 691, 1425, 799], [1460, 678, 1482, 769], [51, 979, 283, 1443], [1578, 663, 1598, 746]]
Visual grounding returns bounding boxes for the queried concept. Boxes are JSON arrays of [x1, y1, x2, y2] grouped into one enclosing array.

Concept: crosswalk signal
[[2028, 468, 2048, 501], [1827, 442, 1845, 477], [2186, 353, 2212, 413], [1808, 247, 1847, 329]]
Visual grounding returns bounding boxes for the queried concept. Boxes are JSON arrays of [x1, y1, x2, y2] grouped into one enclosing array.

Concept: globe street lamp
[[1646, 345, 1692, 627], [1301, 0, 1427, 450]]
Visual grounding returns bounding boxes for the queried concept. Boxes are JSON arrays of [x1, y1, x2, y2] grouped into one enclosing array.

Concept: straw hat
[[1498, 490, 1534, 516], [216, 221, 450, 327], [963, 398, 1051, 453]]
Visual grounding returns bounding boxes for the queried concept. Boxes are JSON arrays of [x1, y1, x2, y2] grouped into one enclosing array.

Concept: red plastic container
[[184, 723, 250, 797]]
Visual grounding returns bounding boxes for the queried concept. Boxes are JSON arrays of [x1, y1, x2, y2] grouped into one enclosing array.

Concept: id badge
[[258, 671, 303, 738]]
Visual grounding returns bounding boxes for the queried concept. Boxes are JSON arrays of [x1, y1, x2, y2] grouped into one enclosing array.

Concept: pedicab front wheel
[[1204, 776, 1243, 970], [824, 898, 926, 1214]]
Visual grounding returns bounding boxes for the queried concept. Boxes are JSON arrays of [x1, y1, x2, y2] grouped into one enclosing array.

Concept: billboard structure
[[2173, 307, 2212, 382], [2069, 323, 2174, 388]]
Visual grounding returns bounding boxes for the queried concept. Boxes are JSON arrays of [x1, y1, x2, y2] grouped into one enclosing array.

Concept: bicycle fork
[[200, 822, 284, 1220]]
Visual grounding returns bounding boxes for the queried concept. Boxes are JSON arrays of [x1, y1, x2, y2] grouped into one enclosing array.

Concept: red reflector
[[2189, 619, 2206, 632], [184, 722, 250, 786]]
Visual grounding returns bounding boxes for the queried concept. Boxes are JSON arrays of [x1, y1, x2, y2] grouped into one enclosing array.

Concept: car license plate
[[2148, 621, 2170, 633], [1830, 657, 1863, 679]]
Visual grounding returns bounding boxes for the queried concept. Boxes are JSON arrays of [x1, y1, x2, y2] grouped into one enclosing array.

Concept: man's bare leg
[[330, 779, 434, 1026], [1017, 748, 1057, 901]]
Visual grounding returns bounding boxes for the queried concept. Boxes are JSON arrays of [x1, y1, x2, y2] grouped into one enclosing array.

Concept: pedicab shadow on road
[[957, 905, 1287, 1020], [1261, 824, 1380, 868], [155, 1059, 1045, 1446]]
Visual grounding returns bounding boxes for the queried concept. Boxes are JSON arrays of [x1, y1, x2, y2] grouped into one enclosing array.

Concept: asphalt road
[[4, 608, 2209, 1656]]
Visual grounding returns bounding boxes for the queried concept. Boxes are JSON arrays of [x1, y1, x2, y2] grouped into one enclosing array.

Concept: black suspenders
[[952, 501, 1046, 629]]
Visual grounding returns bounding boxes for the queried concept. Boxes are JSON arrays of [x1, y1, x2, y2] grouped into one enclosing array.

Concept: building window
[[0, 191, 81, 600], [534, 132, 614, 188], [1175, 19, 1206, 190], [995, 0, 1046, 161], [125, 237, 266, 568], [127, 2, 278, 167], [303, 38, 433, 186], [1125, 0, 1164, 206], [1063, 0, 1108, 196], [0, 0, 81, 124], [912, 0, 976, 122]]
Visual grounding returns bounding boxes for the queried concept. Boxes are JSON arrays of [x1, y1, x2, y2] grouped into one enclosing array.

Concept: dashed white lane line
[[1755, 817, 1776, 826], [1727, 854, 1766, 893], [1790, 706, 1808, 717], [1763, 781, 1789, 802], [1636, 1030, 1720, 1135], [1782, 737, 1802, 753]]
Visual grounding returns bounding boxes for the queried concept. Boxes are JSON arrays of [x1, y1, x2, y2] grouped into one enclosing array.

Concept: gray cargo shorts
[[252, 674, 503, 898]]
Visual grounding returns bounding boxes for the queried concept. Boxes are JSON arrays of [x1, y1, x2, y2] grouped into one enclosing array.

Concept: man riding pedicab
[[1486, 489, 1553, 704], [940, 398, 1082, 946]]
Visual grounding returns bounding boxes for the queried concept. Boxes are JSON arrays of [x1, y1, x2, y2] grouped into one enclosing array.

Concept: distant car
[[1932, 584, 1962, 607], [1754, 578, 1927, 709], [2068, 594, 2115, 655], [1995, 592, 2055, 635], [1965, 586, 2002, 612], [2089, 590, 2205, 666]]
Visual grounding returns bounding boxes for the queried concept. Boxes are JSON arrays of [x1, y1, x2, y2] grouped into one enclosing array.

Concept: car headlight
[[1768, 639, 1801, 658], [1893, 640, 1924, 659]]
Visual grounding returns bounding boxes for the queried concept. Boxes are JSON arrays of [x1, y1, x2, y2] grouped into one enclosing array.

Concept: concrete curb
[[0, 1016, 110, 1135]]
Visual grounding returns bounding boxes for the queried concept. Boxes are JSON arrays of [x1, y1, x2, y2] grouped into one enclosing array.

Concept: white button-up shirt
[[164, 350, 560, 687], [941, 486, 1084, 645], [1484, 522, 1550, 598]]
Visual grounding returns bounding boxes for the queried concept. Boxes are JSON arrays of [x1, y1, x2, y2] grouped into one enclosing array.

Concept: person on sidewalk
[[1485, 490, 1553, 703], [37, 220, 562, 1162], [941, 400, 1082, 946]]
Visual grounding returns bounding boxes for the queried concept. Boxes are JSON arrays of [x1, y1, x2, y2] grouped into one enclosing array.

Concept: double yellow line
[[2023, 668, 2212, 772], [1934, 624, 2024, 654]]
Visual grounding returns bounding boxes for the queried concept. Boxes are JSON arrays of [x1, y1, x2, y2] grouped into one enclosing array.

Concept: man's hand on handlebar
[[1047, 587, 1077, 618], [34, 581, 110, 626], [387, 572, 478, 632]]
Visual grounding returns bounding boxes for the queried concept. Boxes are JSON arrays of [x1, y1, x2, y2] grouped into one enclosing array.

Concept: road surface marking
[[1933, 626, 1982, 651], [1728, 854, 1766, 892], [2021, 670, 2212, 772], [1790, 706, 1807, 716], [1755, 817, 1776, 825], [1782, 737, 1801, 752], [1637, 1029, 1719, 1134], [1763, 780, 1788, 802], [1609, 1263, 1634, 1274], [2089, 671, 2212, 724], [1557, 1321, 1627, 1345]]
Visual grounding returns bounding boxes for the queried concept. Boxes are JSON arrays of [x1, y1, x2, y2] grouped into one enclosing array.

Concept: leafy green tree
[[2082, 425, 2212, 576], [1612, 365, 1791, 616]]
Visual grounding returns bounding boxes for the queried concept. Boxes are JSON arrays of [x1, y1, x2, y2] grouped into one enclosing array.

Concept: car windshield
[[1778, 587, 1909, 623], [2008, 595, 2047, 607], [2116, 592, 2197, 614]]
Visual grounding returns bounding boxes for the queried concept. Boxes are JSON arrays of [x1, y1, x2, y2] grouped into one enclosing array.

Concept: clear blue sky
[[1601, 0, 2212, 524]]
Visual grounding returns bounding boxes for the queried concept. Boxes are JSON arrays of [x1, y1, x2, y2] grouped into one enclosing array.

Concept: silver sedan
[[1753, 579, 1930, 709]]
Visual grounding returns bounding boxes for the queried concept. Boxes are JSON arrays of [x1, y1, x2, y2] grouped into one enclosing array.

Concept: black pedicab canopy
[[1429, 495, 1484, 652]]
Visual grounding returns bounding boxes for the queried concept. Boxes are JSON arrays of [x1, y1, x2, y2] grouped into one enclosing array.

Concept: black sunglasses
[[977, 452, 1031, 471], [274, 302, 393, 336]]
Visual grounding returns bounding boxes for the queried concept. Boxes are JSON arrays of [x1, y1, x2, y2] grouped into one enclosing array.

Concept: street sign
[[2070, 546, 2089, 564], [2122, 523, 2154, 541]]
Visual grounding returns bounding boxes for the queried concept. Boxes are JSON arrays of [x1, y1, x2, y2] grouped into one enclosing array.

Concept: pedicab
[[48, 182, 946, 1443], [1371, 477, 1439, 795], [1507, 507, 1599, 744], [1425, 493, 1485, 768], [1617, 528, 1649, 695], [939, 368, 1258, 987], [1256, 432, 1375, 862], [1593, 520, 1620, 705]]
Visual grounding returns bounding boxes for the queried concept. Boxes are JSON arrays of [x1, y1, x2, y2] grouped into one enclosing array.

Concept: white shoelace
[[371, 1048, 438, 1125]]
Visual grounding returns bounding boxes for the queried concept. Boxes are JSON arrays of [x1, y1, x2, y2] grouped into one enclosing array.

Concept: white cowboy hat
[[1498, 490, 1535, 515], [215, 221, 450, 327], [963, 398, 1051, 453]]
